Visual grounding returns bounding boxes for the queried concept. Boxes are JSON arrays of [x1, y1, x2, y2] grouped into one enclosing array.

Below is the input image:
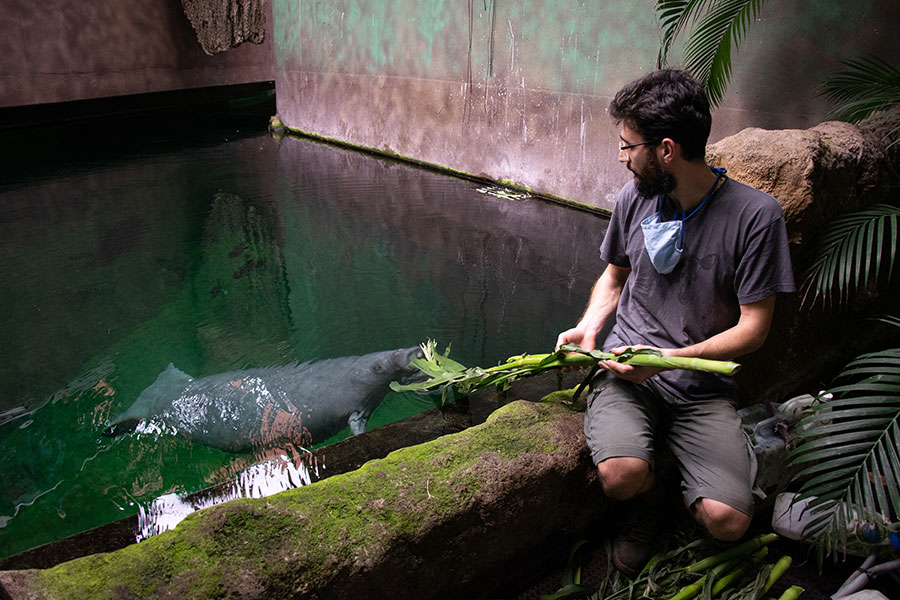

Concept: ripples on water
[[136, 453, 317, 542]]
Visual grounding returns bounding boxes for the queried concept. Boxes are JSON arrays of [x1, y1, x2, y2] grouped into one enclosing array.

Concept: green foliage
[[391, 340, 742, 402], [788, 346, 900, 557], [823, 55, 900, 147], [540, 533, 790, 600], [656, 0, 768, 107], [800, 204, 900, 308]]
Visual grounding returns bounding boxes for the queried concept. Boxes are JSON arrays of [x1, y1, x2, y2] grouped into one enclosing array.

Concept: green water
[[0, 108, 608, 559]]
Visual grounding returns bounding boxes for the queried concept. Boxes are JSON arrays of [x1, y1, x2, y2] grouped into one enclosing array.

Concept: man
[[556, 69, 795, 577]]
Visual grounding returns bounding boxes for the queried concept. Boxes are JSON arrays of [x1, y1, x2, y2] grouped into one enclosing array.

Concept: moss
[[278, 127, 610, 217], [22, 401, 567, 599], [540, 386, 590, 413]]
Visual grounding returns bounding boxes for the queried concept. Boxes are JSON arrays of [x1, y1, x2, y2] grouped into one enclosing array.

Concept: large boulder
[[707, 117, 900, 403], [0, 400, 606, 600], [708, 121, 894, 249]]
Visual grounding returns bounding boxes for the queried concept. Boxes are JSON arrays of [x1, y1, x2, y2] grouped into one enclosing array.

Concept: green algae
[[18, 401, 569, 599], [278, 127, 610, 217]]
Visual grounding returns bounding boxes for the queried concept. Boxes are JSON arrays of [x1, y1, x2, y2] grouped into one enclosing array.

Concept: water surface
[[0, 109, 608, 558]]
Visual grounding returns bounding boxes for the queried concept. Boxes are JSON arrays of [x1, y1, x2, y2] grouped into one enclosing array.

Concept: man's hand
[[555, 263, 630, 353], [555, 323, 600, 352], [600, 345, 669, 384]]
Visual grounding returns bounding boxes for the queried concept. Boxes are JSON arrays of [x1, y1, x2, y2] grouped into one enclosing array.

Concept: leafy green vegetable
[[391, 340, 741, 402]]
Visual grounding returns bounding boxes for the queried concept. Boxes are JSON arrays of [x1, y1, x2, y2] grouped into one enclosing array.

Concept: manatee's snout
[[395, 347, 428, 385], [102, 418, 140, 438]]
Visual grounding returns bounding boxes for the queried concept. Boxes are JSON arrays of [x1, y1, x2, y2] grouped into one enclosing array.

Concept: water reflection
[[136, 453, 317, 542], [0, 122, 608, 559]]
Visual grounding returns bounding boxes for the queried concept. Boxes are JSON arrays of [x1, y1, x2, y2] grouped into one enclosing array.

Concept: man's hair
[[609, 69, 712, 161]]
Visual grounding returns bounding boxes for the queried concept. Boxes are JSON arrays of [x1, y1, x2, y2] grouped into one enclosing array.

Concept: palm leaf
[[823, 56, 900, 119], [823, 56, 900, 148], [788, 347, 900, 552], [657, 1, 710, 69], [799, 204, 900, 308], [878, 315, 900, 329], [655, 0, 767, 107]]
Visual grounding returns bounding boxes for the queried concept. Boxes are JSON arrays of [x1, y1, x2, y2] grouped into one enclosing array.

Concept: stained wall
[[0, 0, 274, 110], [273, 0, 900, 209]]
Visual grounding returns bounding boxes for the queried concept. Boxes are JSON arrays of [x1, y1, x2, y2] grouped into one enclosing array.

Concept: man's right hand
[[556, 264, 629, 353], [555, 323, 599, 352]]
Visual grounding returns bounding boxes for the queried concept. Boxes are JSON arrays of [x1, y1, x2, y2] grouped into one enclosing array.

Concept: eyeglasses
[[618, 139, 658, 153]]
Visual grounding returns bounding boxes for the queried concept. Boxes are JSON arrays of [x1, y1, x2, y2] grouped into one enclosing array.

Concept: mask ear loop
[[677, 169, 725, 253]]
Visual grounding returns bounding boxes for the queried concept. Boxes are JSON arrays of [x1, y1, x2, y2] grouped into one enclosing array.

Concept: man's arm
[[556, 263, 631, 352], [667, 295, 776, 360], [603, 295, 777, 383]]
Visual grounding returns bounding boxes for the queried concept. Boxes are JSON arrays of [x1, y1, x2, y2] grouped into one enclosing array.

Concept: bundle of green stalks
[[541, 533, 803, 600], [391, 340, 741, 402]]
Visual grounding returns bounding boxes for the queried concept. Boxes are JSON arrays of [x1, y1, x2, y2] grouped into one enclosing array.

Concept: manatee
[[103, 347, 424, 452]]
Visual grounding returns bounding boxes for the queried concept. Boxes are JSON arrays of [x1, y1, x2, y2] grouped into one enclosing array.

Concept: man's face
[[619, 124, 675, 199]]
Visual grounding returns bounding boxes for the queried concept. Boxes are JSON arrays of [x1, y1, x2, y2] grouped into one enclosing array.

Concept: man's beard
[[634, 153, 676, 199]]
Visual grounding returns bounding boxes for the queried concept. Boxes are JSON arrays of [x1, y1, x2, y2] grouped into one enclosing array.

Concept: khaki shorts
[[583, 372, 758, 516]]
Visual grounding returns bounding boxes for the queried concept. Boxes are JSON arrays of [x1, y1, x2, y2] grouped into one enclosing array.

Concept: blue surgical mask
[[640, 167, 726, 275]]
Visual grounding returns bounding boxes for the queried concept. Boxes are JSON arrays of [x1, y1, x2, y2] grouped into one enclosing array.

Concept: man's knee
[[693, 498, 751, 541], [597, 457, 652, 500]]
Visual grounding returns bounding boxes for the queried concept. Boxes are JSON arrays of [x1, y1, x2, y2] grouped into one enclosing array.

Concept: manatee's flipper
[[348, 410, 368, 435], [102, 418, 141, 437]]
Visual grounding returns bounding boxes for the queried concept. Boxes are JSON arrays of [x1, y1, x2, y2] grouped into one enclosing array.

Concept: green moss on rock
[[3, 400, 596, 600]]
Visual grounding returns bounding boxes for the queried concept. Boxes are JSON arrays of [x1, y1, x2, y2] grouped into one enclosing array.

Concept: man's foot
[[612, 502, 665, 578]]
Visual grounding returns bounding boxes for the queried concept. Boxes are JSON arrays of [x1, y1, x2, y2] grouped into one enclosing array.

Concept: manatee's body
[[104, 347, 423, 452]]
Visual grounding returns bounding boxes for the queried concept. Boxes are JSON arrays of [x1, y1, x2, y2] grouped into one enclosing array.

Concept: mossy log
[[0, 400, 606, 600]]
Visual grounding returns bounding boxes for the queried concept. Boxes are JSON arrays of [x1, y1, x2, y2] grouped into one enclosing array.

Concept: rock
[[181, 0, 266, 56], [708, 121, 891, 249], [707, 119, 900, 404], [0, 400, 606, 600]]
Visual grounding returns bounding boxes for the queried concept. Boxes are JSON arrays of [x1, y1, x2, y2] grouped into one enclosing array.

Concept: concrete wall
[[272, 0, 900, 210], [0, 0, 274, 109]]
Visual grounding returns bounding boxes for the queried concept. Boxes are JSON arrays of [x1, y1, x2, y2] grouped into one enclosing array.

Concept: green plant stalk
[[668, 555, 746, 600], [775, 585, 804, 600], [760, 555, 793, 597], [685, 533, 778, 573], [669, 547, 768, 600], [711, 561, 752, 596], [560, 344, 741, 376], [640, 549, 668, 577], [712, 546, 772, 597], [392, 343, 742, 395], [477, 352, 595, 373]]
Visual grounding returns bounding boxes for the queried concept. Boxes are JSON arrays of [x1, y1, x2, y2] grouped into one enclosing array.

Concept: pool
[[0, 103, 608, 559]]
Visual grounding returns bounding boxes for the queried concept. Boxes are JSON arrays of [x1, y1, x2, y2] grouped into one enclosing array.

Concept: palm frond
[[788, 347, 900, 552], [799, 204, 900, 308], [823, 56, 900, 122], [876, 315, 900, 329], [656, 1, 710, 68], [655, 0, 767, 107], [823, 56, 900, 149]]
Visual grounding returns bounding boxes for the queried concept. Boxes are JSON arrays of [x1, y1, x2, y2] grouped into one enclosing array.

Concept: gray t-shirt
[[600, 176, 796, 401]]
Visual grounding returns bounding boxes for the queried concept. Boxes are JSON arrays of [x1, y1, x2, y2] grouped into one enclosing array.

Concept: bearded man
[[556, 69, 795, 577]]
